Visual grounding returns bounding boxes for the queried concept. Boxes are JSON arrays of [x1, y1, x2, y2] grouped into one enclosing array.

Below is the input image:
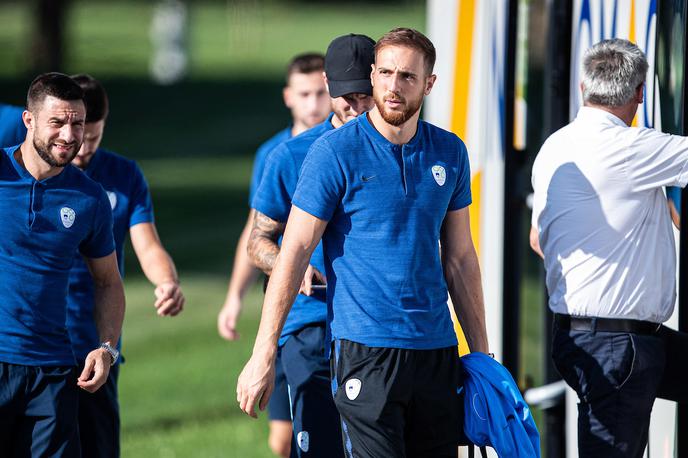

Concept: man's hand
[[77, 347, 112, 393], [218, 297, 242, 340], [299, 264, 326, 296], [154, 280, 185, 316], [236, 351, 276, 418]]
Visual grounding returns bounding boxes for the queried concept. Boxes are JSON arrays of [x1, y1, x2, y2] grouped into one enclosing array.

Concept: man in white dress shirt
[[531, 39, 688, 457]]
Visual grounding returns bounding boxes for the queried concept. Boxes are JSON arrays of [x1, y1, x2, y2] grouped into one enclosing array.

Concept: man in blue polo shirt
[[0, 73, 125, 457], [247, 34, 375, 458], [237, 28, 489, 458], [66, 74, 185, 458], [0, 102, 27, 147], [218, 52, 329, 458]]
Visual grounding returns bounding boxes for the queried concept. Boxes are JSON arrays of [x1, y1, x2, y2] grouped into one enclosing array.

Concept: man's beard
[[33, 138, 79, 168], [375, 91, 422, 127]]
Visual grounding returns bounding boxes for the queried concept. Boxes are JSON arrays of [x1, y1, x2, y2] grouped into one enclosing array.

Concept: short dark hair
[[27, 72, 84, 113], [375, 28, 436, 75], [286, 53, 325, 84], [71, 74, 109, 122]]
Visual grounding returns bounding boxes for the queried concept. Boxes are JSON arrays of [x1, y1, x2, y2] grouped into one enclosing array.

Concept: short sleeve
[[448, 137, 472, 211], [292, 136, 345, 221], [626, 128, 688, 191], [249, 143, 272, 205], [128, 162, 154, 227], [251, 144, 298, 222], [79, 187, 115, 259]]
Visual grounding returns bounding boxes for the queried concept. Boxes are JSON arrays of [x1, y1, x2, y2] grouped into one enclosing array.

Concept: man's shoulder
[[63, 164, 108, 198], [256, 126, 291, 155], [96, 148, 138, 170], [283, 122, 332, 154], [419, 119, 463, 145]]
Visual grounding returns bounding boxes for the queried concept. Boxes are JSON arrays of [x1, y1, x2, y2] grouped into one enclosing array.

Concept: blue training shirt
[[252, 115, 334, 345], [292, 114, 472, 350], [67, 148, 154, 362], [0, 104, 27, 148], [0, 145, 115, 366], [248, 126, 292, 205]]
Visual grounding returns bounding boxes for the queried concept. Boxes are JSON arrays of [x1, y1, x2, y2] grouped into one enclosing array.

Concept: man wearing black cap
[[239, 34, 375, 457]]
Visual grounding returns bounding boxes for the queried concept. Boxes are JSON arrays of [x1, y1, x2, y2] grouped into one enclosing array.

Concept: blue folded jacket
[[461, 352, 540, 457]]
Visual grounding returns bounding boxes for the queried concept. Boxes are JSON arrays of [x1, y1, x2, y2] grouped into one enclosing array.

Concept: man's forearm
[[444, 249, 489, 353], [248, 211, 285, 275], [252, 244, 311, 353], [93, 279, 126, 345], [139, 245, 179, 286], [226, 214, 259, 301]]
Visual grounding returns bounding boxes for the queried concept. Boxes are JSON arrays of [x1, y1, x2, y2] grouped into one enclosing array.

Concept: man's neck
[[17, 140, 62, 181], [367, 107, 419, 145], [291, 122, 308, 137], [585, 102, 638, 127]]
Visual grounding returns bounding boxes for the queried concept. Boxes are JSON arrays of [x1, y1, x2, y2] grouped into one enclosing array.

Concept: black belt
[[555, 313, 661, 335]]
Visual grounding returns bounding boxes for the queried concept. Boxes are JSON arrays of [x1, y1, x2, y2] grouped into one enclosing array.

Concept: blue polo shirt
[[0, 145, 115, 366], [248, 126, 292, 205], [0, 104, 26, 147], [66, 148, 154, 362], [292, 114, 472, 350], [252, 115, 334, 345]]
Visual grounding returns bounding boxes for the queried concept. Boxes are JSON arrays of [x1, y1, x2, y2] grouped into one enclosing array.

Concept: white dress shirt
[[531, 106, 688, 323]]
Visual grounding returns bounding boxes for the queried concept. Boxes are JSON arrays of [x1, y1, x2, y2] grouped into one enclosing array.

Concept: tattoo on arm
[[248, 211, 285, 275]]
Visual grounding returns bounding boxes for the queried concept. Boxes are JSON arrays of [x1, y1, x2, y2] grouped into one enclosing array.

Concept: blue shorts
[[268, 349, 292, 421], [281, 324, 343, 458], [78, 361, 120, 458], [0, 362, 80, 457]]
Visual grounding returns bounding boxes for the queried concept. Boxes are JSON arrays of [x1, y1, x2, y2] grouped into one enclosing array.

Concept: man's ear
[[283, 86, 292, 109], [22, 110, 33, 130], [424, 74, 437, 96], [635, 83, 644, 104]]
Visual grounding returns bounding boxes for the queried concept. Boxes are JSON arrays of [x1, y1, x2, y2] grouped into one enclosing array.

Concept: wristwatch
[[100, 342, 119, 366]]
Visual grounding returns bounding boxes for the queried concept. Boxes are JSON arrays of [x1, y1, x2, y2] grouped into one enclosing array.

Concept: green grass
[[119, 277, 274, 458]]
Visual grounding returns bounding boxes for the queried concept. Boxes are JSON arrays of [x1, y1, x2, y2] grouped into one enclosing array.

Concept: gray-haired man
[[531, 39, 688, 456]]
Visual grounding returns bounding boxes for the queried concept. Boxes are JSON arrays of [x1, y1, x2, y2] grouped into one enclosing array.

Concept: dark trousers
[[77, 362, 120, 458], [281, 325, 343, 458], [0, 362, 80, 458], [268, 348, 292, 421], [552, 324, 665, 458]]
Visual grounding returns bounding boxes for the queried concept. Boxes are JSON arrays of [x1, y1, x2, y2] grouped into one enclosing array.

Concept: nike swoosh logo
[[361, 175, 376, 182]]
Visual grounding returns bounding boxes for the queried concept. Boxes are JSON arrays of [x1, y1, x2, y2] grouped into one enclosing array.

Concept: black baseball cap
[[325, 34, 375, 98]]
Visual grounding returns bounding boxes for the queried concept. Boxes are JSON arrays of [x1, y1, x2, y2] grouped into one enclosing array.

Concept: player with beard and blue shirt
[[0, 73, 125, 458], [0, 102, 27, 147], [245, 34, 375, 458], [66, 74, 185, 458], [217, 53, 330, 458], [238, 29, 490, 458]]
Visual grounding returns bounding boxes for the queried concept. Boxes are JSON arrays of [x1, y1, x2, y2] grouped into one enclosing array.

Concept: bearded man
[[0, 73, 125, 457], [237, 28, 489, 458]]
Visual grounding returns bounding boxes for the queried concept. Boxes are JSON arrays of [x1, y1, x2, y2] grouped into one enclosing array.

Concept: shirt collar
[[6, 144, 69, 184], [576, 106, 628, 127], [360, 113, 423, 149]]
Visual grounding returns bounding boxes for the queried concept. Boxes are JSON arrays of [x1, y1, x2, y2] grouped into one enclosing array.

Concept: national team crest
[[345, 378, 362, 400], [107, 191, 117, 210], [431, 165, 446, 186], [60, 207, 76, 228], [297, 431, 309, 452]]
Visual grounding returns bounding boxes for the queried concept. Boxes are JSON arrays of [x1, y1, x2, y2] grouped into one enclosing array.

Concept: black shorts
[[331, 340, 463, 458]]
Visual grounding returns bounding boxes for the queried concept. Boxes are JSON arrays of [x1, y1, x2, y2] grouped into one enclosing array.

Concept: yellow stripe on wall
[[451, 0, 479, 256], [450, 0, 478, 356], [630, 0, 639, 127]]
